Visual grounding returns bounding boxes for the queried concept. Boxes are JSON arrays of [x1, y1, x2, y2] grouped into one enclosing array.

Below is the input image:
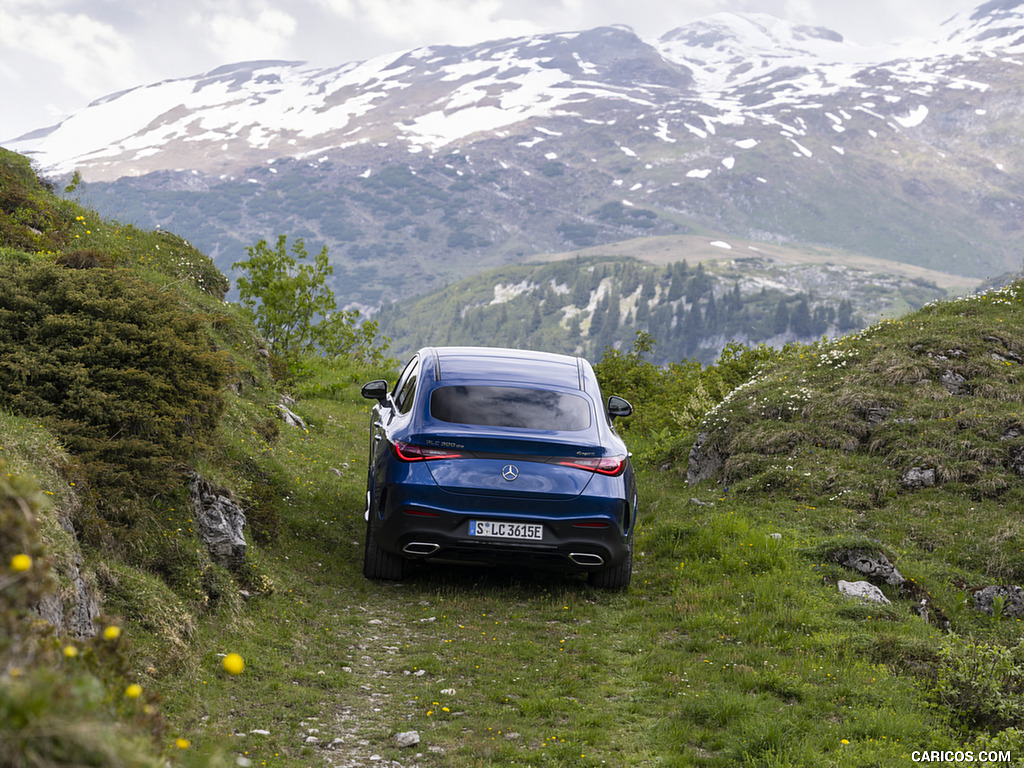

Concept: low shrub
[[594, 331, 778, 463], [0, 261, 231, 501], [930, 635, 1024, 732]]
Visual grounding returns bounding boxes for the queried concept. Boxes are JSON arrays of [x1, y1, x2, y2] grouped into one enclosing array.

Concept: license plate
[[468, 521, 543, 540]]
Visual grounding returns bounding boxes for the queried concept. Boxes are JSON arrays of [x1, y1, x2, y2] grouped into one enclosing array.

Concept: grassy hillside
[[4, 145, 1024, 767]]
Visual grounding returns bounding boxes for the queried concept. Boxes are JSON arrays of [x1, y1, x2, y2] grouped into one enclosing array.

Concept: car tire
[[587, 547, 632, 590], [363, 513, 405, 581]]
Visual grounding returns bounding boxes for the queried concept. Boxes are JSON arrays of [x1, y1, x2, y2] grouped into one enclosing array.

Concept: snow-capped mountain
[[10, 25, 698, 180], [11, 6, 1020, 180], [8, 2, 1024, 309]]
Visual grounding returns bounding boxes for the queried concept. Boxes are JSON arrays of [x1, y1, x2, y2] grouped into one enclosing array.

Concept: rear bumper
[[372, 484, 634, 571]]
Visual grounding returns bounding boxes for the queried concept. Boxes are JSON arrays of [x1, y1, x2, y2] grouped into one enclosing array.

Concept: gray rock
[[838, 580, 891, 605], [901, 465, 936, 488], [394, 731, 420, 748], [865, 407, 892, 424], [832, 549, 905, 586], [67, 555, 100, 638], [687, 432, 724, 485], [36, 551, 100, 640], [1010, 447, 1024, 477], [277, 404, 306, 428], [189, 472, 247, 570], [940, 370, 967, 395], [910, 599, 930, 622], [973, 585, 1024, 618], [991, 349, 1023, 364]]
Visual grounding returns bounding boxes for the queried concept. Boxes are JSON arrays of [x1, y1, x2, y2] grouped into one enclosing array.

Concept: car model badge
[[501, 464, 519, 481]]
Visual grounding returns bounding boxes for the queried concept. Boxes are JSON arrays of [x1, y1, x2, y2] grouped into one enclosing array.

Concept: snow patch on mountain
[[9, 3, 1024, 186]]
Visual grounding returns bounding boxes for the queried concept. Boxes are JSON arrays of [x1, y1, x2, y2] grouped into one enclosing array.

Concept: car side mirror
[[361, 380, 389, 404], [607, 395, 633, 420]]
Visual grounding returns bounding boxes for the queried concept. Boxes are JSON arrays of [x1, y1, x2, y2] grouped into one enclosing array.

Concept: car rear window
[[430, 385, 592, 431]]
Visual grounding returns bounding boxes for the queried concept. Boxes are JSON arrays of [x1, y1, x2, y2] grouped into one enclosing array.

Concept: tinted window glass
[[394, 357, 420, 414], [430, 386, 591, 431]]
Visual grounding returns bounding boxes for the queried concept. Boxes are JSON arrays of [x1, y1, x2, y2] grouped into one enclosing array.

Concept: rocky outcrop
[[33, 499, 101, 640], [189, 472, 247, 570], [278, 395, 307, 428], [830, 548, 906, 586], [939, 370, 968, 395], [1010, 447, 1024, 477], [36, 551, 101, 640], [901, 465, 937, 488], [686, 432, 724, 485], [972, 585, 1024, 618], [278, 405, 306, 428]]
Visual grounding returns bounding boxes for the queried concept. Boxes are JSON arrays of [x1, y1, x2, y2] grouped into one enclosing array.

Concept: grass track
[[151, 378, 976, 768]]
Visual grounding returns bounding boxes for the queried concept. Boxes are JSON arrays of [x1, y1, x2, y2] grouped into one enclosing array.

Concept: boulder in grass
[[838, 580, 890, 605]]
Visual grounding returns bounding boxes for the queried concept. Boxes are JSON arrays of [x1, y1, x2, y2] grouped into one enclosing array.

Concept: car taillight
[[558, 455, 627, 476], [391, 440, 466, 461]]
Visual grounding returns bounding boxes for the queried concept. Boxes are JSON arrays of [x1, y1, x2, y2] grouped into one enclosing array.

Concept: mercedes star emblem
[[501, 464, 519, 481]]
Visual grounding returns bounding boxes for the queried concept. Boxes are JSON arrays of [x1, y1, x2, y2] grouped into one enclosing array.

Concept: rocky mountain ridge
[[374, 251, 952, 365]]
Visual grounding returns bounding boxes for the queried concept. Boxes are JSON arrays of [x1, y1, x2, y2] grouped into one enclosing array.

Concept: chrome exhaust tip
[[403, 542, 441, 556], [569, 552, 604, 567]]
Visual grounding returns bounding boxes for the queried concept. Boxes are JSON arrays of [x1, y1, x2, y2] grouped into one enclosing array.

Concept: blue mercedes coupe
[[360, 346, 638, 589]]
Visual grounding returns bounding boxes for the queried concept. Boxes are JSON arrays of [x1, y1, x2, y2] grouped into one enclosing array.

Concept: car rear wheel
[[587, 547, 632, 590], [363, 513, 405, 581]]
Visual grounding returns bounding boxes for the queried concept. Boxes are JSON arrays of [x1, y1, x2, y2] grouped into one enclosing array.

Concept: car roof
[[427, 346, 586, 390]]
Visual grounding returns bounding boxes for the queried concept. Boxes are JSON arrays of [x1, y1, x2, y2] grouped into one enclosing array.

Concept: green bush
[[594, 332, 778, 463], [0, 261, 230, 499], [0, 246, 33, 265], [233, 235, 390, 375], [930, 635, 1024, 732]]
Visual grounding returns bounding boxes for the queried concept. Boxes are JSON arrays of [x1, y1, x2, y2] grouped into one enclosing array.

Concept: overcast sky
[[0, 0, 980, 141]]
